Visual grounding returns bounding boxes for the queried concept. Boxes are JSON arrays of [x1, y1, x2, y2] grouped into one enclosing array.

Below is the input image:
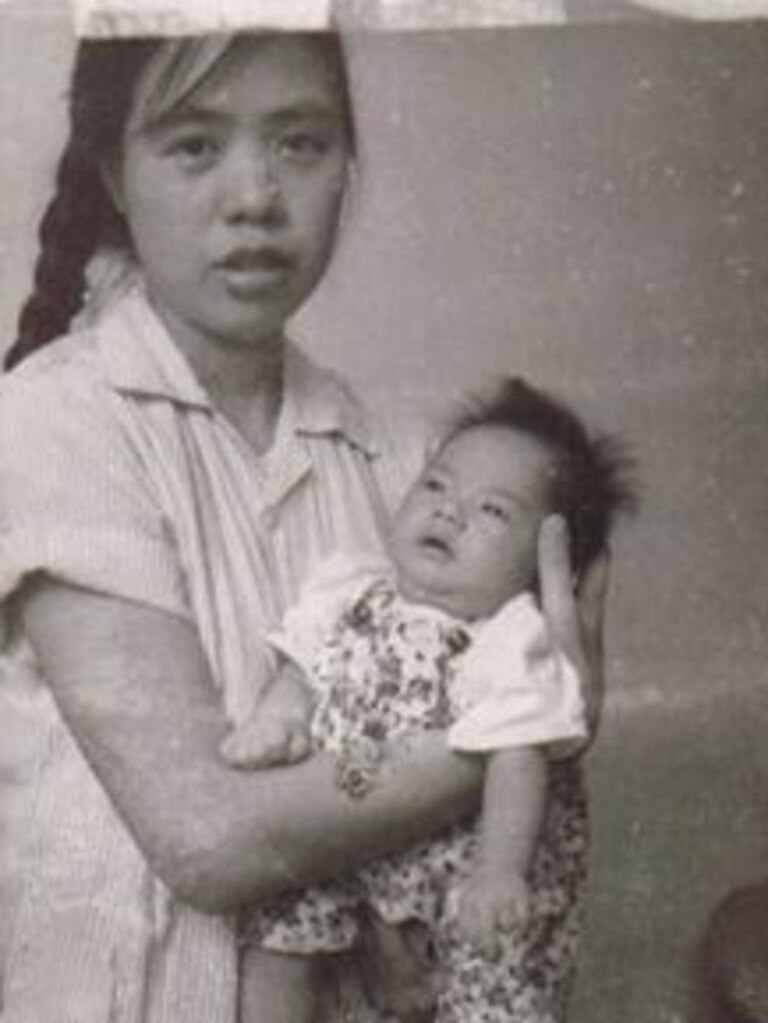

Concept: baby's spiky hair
[[442, 376, 638, 575]]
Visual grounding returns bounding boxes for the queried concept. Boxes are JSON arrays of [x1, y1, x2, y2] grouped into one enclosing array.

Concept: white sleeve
[[267, 550, 388, 672], [448, 593, 587, 753]]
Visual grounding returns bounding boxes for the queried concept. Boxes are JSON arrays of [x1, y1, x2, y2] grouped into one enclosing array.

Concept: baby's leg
[[435, 925, 537, 1023], [239, 946, 320, 1023], [435, 906, 570, 1023], [359, 913, 440, 1020]]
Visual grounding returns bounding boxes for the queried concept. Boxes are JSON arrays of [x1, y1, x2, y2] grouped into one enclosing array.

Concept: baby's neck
[[393, 570, 528, 624]]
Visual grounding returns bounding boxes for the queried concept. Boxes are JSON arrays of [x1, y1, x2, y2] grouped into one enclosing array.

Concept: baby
[[223, 377, 635, 1023]]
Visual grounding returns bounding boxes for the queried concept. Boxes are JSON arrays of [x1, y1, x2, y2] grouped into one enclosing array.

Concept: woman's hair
[[6, 32, 356, 371], [442, 376, 638, 576]]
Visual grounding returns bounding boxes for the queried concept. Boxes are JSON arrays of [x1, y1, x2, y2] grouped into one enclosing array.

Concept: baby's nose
[[435, 497, 465, 528]]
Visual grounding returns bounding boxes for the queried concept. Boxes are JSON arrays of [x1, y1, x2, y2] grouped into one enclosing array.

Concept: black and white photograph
[[1, 2, 767, 1022]]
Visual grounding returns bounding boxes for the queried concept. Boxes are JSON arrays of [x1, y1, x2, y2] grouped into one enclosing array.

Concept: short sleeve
[[0, 369, 192, 630], [448, 593, 587, 753], [267, 550, 387, 671]]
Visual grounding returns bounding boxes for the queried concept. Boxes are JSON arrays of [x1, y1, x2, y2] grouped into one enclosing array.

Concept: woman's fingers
[[538, 515, 612, 739], [578, 549, 610, 656], [575, 550, 611, 734], [538, 515, 579, 662]]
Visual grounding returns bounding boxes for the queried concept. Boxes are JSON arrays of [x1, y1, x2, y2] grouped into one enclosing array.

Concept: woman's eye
[[277, 131, 331, 163], [167, 134, 219, 167]]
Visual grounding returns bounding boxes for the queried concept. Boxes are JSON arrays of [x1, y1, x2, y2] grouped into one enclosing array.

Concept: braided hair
[[6, 40, 159, 369]]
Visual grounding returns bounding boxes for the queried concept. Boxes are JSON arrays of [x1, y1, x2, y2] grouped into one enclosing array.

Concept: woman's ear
[[99, 159, 126, 217]]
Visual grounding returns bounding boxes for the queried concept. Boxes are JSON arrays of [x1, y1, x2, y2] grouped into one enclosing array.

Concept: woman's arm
[[19, 578, 483, 914]]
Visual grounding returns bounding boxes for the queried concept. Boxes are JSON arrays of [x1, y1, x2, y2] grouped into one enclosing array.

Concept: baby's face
[[389, 425, 554, 620]]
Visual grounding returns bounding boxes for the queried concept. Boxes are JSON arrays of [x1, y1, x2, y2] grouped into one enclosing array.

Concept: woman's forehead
[[130, 34, 346, 131]]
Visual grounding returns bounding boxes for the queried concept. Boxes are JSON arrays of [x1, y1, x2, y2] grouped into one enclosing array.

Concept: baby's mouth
[[419, 534, 453, 559]]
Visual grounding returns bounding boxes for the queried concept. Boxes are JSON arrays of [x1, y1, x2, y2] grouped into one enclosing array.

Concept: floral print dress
[[249, 576, 589, 1023]]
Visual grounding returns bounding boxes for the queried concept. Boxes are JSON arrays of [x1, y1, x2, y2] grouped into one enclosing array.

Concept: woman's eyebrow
[[142, 99, 339, 137], [138, 106, 223, 138], [268, 100, 340, 123]]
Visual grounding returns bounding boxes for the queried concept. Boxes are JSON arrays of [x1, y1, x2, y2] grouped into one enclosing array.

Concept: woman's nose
[[221, 142, 284, 223]]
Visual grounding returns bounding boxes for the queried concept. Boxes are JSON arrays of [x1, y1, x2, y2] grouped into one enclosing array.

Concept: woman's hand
[[538, 515, 610, 741]]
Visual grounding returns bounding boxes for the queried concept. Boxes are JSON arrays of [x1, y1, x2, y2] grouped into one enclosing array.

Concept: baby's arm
[[221, 553, 382, 770], [456, 745, 547, 957], [220, 655, 314, 769]]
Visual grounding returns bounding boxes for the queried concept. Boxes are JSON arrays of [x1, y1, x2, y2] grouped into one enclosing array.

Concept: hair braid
[[5, 39, 159, 371], [6, 142, 122, 369]]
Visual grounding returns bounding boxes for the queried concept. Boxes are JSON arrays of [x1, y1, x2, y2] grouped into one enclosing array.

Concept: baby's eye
[[480, 501, 511, 523], [422, 475, 446, 494]]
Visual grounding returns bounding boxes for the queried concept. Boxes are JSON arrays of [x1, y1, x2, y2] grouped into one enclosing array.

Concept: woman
[[0, 13, 607, 1022]]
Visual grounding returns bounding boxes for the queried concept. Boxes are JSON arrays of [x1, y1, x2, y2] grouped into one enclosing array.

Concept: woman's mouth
[[214, 247, 293, 295]]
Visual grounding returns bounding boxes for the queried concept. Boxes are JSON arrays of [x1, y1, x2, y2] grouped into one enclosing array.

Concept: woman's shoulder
[[2, 327, 108, 403], [286, 342, 429, 446], [0, 327, 130, 464], [284, 343, 381, 454], [364, 395, 430, 507]]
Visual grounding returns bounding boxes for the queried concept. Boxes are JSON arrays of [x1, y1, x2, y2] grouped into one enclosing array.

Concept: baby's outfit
[[250, 554, 588, 1023]]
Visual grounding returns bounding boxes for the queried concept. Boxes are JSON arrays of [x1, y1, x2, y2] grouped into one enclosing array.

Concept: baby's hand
[[455, 870, 530, 959], [220, 667, 313, 769], [360, 915, 439, 1022]]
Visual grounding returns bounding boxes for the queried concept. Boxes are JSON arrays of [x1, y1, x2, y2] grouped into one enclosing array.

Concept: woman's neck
[[209, 358, 285, 455], [149, 292, 286, 454]]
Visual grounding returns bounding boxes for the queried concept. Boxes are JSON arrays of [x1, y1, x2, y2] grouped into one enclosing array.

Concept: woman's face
[[110, 36, 350, 355]]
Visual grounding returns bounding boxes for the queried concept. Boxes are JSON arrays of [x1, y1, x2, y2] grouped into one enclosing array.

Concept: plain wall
[[2, 10, 768, 1022]]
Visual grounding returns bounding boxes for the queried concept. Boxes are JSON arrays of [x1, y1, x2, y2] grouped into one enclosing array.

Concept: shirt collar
[[281, 343, 378, 457], [97, 283, 378, 456]]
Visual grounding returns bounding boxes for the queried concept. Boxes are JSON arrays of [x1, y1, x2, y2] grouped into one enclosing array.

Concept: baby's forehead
[[430, 423, 555, 468]]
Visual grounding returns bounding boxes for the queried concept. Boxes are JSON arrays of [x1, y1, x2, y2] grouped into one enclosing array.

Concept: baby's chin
[[392, 572, 483, 622]]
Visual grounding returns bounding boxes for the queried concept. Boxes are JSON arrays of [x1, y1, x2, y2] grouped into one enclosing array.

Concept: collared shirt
[[0, 285, 418, 1023]]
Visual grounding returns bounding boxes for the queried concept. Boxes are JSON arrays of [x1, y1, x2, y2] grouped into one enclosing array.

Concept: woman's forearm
[[21, 581, 483, 913], [193, 734, 482, 911]]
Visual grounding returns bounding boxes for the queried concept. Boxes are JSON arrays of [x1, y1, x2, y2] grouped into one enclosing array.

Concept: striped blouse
[[0, 284, 419, 1023]]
